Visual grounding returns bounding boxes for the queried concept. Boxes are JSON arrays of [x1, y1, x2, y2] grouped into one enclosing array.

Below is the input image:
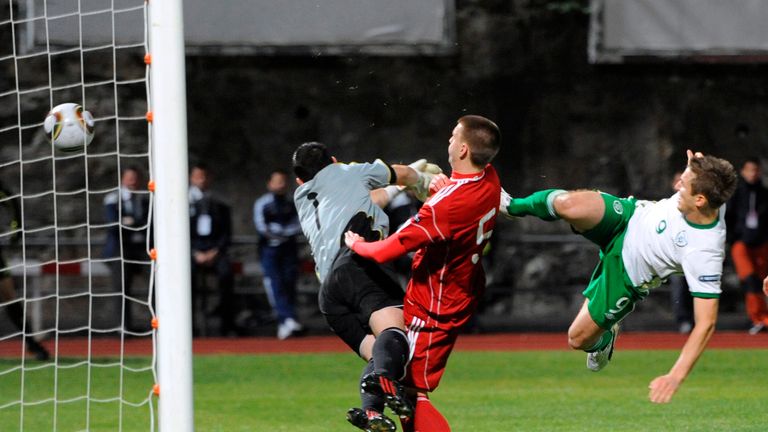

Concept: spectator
[[103, 166, 150, 332], [725, 157, 768, 334], [189, 163, 236, 336], [253, 169, 304, 340]]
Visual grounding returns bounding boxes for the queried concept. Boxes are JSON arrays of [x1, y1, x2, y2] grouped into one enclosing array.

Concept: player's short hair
[[688, 155, 738, 209], [457, 115, 501, 166], [293, 142, 333, 182]]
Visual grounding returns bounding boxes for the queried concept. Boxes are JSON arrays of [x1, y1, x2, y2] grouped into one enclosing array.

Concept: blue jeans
[[260, 243, 299, 323]]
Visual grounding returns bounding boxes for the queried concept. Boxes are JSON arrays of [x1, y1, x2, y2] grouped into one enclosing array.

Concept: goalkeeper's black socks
[[359, 359, 386, 413], [367, 327, 414, 419], [372, 327, 409, 380]]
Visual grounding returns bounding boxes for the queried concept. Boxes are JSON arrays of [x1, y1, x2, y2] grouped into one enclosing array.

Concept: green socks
[[505, 189, 566, 221], [585, 329, 614, 353]]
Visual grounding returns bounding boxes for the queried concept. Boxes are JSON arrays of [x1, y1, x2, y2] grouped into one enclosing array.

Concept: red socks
[[401, 395, 451, 432]]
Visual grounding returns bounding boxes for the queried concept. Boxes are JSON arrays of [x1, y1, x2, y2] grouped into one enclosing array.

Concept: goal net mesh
[[0, 0, 157, 430]]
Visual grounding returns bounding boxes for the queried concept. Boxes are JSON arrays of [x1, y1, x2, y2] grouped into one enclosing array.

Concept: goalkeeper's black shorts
[[319, 247, 404, 355]]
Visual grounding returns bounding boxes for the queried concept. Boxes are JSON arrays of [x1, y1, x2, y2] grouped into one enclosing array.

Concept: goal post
[[148, 0, 194, 431], [0, 0, 192, 430]]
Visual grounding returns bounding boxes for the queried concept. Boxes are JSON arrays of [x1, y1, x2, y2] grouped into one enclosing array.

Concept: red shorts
[[403, 305, 461, 392]]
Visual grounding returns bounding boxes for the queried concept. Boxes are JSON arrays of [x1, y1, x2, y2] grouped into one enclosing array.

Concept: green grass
[[2, 349, 767, 431], [0, 357, 156, 431]]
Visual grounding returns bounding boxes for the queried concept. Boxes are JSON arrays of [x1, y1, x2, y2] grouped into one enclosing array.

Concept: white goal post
[[148, 0, 194, 430], [0, 0, 192, 430]]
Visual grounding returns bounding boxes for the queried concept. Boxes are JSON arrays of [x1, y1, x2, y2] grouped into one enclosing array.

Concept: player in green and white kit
[[500, 150, 737, 403]]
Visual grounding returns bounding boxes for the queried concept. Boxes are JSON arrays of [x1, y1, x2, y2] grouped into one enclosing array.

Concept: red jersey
[[397, 164, 500, 325], [351, 164, 501, 391]]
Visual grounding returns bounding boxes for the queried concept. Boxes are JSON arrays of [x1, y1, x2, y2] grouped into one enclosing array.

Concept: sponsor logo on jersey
[[656, 220, 667, 234], [674, 230, 688, 247], [698, 274, 721, 282], [612, 200, 623, 214]]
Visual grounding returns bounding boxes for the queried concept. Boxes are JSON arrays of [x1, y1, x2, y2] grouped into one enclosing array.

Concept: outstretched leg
[[506, 189, 606, 233]]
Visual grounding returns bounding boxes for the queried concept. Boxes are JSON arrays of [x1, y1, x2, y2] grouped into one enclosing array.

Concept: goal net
[[0, 0, 190, 430]]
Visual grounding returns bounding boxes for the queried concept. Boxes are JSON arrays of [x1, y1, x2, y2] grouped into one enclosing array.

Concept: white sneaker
[[678, 321, 693, 334], [587, 324, 619, 372], [277, 318, 304, 340], [748, 322, 765, 335]]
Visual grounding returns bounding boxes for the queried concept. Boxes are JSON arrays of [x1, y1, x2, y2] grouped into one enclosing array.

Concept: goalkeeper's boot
[[587, 324, 619, 372], [346, 407, 397, 432], [361, 373, 413, 420]]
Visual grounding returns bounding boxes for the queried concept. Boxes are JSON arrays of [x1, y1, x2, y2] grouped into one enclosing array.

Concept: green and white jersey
[[294, 161, 392, 283], [621, 192, 726, 298]]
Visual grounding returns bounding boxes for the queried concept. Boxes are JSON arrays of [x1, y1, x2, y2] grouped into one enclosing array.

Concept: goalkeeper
[[292, 141, 440, 431]]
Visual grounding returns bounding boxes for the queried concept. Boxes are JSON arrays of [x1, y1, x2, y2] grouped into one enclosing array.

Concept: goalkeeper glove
[[404, 159, 444, 202], [422, 162, 442, 175]]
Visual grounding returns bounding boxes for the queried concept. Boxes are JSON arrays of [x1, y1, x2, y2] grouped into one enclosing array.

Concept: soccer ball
[[43, 103, 95, 152]]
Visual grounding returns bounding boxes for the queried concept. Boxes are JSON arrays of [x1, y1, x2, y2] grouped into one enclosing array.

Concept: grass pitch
[[1, 349, 766, 431], [195, 349, 767, 431]]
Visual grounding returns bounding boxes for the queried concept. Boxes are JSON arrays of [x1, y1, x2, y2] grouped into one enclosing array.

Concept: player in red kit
[[345, 115, 501, 431]]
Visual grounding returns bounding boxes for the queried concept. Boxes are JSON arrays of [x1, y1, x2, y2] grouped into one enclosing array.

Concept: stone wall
[[186, 1, 767, 234], [2, 0, 765, 332], [180, 0, 762, 330]]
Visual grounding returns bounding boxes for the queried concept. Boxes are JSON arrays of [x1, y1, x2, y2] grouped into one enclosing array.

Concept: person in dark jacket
[[103, 166, 150, 332], [253, 169, 304, 339], [189, 163, 236, 336], [725, 157, 768, 334]]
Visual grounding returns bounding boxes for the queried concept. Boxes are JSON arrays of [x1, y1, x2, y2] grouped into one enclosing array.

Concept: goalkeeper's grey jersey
[[294, 161, 392, 283]]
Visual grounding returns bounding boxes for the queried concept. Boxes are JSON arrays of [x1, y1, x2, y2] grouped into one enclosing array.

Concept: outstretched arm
[[370, 160, 443, 208], [344, 231, 408, 263], [392, 162, 442, 202], [648, 297, 717, 403], [348, 194, 443, 262], [370, 187, 400, 209]]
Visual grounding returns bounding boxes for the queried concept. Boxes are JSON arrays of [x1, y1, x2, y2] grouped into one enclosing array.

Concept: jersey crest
[[612, 200, 624, 214], [673, 230, 688, 247]]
